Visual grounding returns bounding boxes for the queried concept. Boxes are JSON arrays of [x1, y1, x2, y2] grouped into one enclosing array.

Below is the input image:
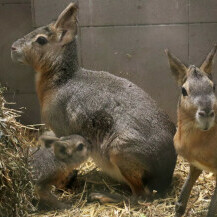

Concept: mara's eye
[[36, 36, 48, 45], [182, 87, 188, 97], [59, 146, 66, 154], [77, 143, 84, 151], [213, 84, 216, 92]]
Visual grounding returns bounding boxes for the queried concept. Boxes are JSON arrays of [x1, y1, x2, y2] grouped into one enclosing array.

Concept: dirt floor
[[31, 156, 215, 217]]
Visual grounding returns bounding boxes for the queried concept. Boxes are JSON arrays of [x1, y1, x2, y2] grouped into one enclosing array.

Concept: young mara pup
[[30, 134, 89, 209]]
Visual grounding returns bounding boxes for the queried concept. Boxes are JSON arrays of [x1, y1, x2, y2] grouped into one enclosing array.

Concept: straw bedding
[[32, 157, 215, 217], [0, 89, 37, 217], [0, 90, 214, 217]]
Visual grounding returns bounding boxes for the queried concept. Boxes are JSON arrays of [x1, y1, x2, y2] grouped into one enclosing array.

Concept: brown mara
[[166, 46, 217, 217]]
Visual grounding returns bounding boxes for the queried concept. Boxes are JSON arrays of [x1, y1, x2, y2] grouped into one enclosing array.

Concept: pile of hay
[[0, 89, 37, 216]]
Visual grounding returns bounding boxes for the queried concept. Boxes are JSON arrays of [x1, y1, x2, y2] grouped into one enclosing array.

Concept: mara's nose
[[11, 46, 16, 51], [198, 110, 215, 118]]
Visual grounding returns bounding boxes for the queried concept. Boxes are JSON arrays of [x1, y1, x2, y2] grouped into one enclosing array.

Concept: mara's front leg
[[207, 176, 217, 217], [36, 184, 70, 210], [175, 165, 202, 217]]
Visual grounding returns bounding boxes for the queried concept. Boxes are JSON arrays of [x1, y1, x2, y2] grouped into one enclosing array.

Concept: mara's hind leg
[[110, 153, 151, 198], [36, 185, 70, 210], [90, 153, 151, 204], [207, 176, 217, 217], [89, 192, 125, 204]]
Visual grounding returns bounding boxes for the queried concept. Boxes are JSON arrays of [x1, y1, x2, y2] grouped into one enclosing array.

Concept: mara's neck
[[177, 108, 195, 137], [35, 38, 79, 106]]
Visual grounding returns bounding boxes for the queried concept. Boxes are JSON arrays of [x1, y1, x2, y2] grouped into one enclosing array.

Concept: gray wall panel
[[189, 24, 217, 84], [31, 0, 75, 27], [0, 0, 30, 4], [0, 4, 35, 93], [189, 0, 217, 23], [4, 93, 40, 124], [79, 0, 188, 26]]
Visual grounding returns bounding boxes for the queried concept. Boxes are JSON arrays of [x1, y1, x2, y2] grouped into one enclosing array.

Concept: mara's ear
[[54, 2, 78, 44], [40, 135, 59, 148], [165, 49, 187, 86], [200, 45, 217, 75]]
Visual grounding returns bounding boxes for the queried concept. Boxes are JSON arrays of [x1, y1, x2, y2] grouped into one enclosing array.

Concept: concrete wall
[[0, 0, 40, 124], [1, 0, 217, 124]]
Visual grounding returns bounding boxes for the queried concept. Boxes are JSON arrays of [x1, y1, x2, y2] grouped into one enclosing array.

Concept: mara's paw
[[89, 192, 122, 204], [175, 201, 185, 217]]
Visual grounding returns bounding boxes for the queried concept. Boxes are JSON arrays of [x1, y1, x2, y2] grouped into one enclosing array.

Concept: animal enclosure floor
[[31, 157, 215, 217]]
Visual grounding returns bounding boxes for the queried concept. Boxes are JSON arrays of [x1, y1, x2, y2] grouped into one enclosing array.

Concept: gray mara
[[11, 3, 176, 200]]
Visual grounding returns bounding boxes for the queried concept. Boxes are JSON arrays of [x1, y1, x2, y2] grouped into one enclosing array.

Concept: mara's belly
[[191, 160, 217, 173], [91, 151, 125, 183]]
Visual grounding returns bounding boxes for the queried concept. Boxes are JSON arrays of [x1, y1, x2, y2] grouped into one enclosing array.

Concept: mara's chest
[[174, 128, 217, 173], [40, 92, 94, 138], [41, 94, 72, 136]]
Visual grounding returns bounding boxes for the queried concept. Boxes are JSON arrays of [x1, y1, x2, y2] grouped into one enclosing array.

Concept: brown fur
[[35, 72, 55, 107], [110, 153, 146, 196], [42, 165, 75, 189], [175, 108, 217, 173]]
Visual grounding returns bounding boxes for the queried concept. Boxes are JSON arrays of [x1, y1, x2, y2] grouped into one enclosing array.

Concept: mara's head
[[40, 134, 90, 166], [166, 46, 217, 131], [11, 3, 78, 72]]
